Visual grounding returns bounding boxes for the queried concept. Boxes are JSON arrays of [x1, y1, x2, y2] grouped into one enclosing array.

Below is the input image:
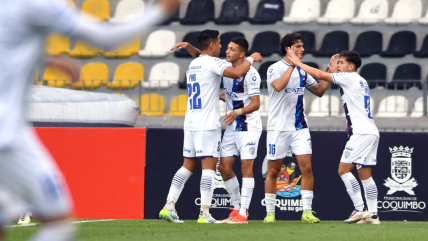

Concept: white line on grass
[[6, 219, 115, 228]]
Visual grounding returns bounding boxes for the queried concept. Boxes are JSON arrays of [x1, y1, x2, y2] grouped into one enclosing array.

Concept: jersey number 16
[[187, 74, 202, 110]]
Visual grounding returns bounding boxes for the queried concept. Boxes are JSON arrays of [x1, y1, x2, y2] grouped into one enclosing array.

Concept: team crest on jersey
[[299, 69, 306, 76], [384, 146, 418, 195], [252, 76, 257, 81], [249, 147, 256, 155], [344, 151, 351, 159]]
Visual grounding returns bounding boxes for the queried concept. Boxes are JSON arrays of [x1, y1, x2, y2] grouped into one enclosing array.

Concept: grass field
[[5, 219, 428, 241]]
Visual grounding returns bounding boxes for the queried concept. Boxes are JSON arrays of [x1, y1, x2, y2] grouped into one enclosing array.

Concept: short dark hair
[[280, 33, 303, 56], [198, 30, 220, 50], [230, 37, 249, 53], [339, 51, 362, 70]]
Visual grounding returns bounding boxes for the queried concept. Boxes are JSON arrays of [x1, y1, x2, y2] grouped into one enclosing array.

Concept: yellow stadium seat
[[68, 63, 108, 89], [105, 62, 143, 90], [81, 0, 110, 21], [45, 34, 70, 56], [167, 94, 188, 116], [104, 37, 140, 58], [136, 94, 165, 116], [68, 40, 103, 58], [43, 66, 71, 88]]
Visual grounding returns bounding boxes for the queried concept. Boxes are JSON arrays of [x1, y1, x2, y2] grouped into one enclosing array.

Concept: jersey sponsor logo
[[246, 141, 256, 147], [345, 146, 354, 151], [196, 150, 203, 154], [284, 87, 304, 94], [183, 148, 191, 154], [224, 88, 238, 98]]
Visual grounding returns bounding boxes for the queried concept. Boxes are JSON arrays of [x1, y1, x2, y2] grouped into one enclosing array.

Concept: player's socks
[[239, 178, 254, 218], [224, 176, 241, 211], [29, 219, 74, 241], [301, 190, 313, 213], [361, 177, 378, 216], [341, 173, 364, 211], [165, 166, 193, 211], [265, 193, 276, 215], [200, 169, 215, 216]]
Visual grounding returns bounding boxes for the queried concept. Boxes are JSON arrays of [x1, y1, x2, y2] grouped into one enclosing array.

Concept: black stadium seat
[[215, 0, 249, 25], [312, 31, 349, 57], [249, 0, 284, 24], [247, 31, 280, 57], [414, 34, 428, 57], [258, 61, 276, 88], [380, 31, 416, 57], [174, 32, 200, 58], [219, 31, 245, 57], [297, 31, 315, 54], [304, 62, 319, 69], [180, 0, 215, 25], [353, 31, 383, 57], [359, 63, 387, 89], [388, 63, 421, 90]]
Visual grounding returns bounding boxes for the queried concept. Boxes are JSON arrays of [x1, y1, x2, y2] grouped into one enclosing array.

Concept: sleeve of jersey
[[331, 73, 350, 88], [305, 74, 317, 89], [267, 65, 281, 86], [248, 72, 261, 97], [210, 58, 230, 77]]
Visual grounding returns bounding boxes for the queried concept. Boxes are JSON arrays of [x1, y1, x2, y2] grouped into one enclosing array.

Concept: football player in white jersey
[[159, 30, 263, 224], [263, 33, 334, 223], [0, 0, 179, 240], [289, 50, 381, 224]]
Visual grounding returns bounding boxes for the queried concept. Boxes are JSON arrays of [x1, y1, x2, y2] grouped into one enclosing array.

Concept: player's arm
[[271, 66, 294, 92], [306, 54, 339, 97], [170, 42, 201, 58], [219, 91, 226, 102], [222, 53, 263, 80], [224, 96, 260, 126], [46, 57, 80, 83]]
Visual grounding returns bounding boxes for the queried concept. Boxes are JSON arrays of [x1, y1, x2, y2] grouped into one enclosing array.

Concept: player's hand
[[328, 54, 339, 73], [170, 42, 190, 51], [158, 0, 181, 16], [287, 47, 301, 67], [47, 58, 81, 83], [224, 111, 238, 126], [249, 52, 263, 63], [286, 46, 296, 67]]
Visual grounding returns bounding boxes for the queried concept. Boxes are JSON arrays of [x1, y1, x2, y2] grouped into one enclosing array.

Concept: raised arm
[[306, 54, 339, 97], [222, 53, 263, 80], [271, 65, 294, 92], [171, 42, 201, 58]]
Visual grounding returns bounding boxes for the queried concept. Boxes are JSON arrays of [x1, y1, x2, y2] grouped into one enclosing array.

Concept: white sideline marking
[[6, 219, 115, 228]]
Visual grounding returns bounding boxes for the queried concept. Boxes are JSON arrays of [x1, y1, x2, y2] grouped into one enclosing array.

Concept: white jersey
[[267, 60, 317, 131], [184, 54, 229, 131], [223, 66, 262, 132], [332, 72, 379, 138]]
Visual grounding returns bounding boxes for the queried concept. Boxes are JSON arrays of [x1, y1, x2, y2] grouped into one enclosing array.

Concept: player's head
[[338, 51, 361, 73], [198, 30, 221, 57], [225, 37, 249, 63], [280, 33, 304, 59]]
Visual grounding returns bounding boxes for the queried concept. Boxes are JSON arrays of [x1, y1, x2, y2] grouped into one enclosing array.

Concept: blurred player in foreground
[[288, 50, 381, 224], [263, 33, 333, 223], [159, 30, 262, 224], [0, 0, 179, 239]]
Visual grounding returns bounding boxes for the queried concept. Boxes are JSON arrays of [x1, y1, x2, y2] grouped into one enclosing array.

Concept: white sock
[[361, 177, 378, 215], [341, 173, 364, 211], [200, 169, 215, 214], [239, 178, 254, 218], [224, 176, 241, 210], [301, 190, 313, 213], [265, 193, 276, 215], [166, 166, 193, 211], [29, 219, 75, 241]]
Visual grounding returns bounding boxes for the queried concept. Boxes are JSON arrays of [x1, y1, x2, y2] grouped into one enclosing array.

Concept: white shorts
[[0, 128, 72, 219], [220, 129, 262, 160], [340, 134, 379, 168], [266, 129, 312, 160], [183, 128, 221, 158]]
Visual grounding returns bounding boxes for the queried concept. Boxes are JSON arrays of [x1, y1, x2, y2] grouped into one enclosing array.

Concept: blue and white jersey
[[266, 60, 317, 131], [223, 66, 262, 132], [184, 54, 229, 131], [332, 72, 379, 138]]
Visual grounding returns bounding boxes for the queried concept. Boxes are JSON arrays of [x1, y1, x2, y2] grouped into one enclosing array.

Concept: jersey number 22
[[187, 74, 202, 110]]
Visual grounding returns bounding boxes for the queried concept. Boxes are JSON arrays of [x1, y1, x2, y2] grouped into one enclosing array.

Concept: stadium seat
[[413, 34, 428, 57], [359, 63, 387, 88], [249, 0, 284, 24], [297, 31, 315, 54], [167, 94, 188, 116], [215, 0, 249, 25], [351, 0, 388, 25], [376, 95, 408, 117], [109, 0, 145, 23], [43, 66, 71, 88], [259, 95, 270, 116], [384, 0, 422, 25], [283, 0, 320, 24], [388, 63, 421, 90], [380, 31, 416, 57], [69, 41, 103, 58], [317, 0, 355, 25], [219, 31, 245, 57], [353, 31, 383, 57], [410, 97, 426, 117], [139, 30, 176, 58], [247, 31, 280, 57], [81, 0, 110, 21], [175, 32, 200, 58], [180, 0, 215, 25], [418, 6, 428, 25], [304, 62, 319, 69], [106, 62, 143, 90], [219, 100, 227, 115], [45, 34, 70, 56], [308, 95, 340, 117], [312, 31, 349, 57], [68, 63, 108, 90], [104, 37, 140, 58], [137, 94, 165, 116], [143, 62, 180, 89], [258, 61, 276, 88]]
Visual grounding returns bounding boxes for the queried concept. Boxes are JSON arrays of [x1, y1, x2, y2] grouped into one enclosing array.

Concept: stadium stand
[[45, 34, 70, 56], [384, 0, 422, 25], [69, 63, 108, 90], [160, 9, 180, 25], [215, 0, 249, 25], [258, 95, 269, 116], [81, 0, 110, 21], [69, 41, 103, 58], [376, 95, 409, 117], [249, 0, 284, 24], [106, 62, 143, 90], [139, 30, 176, 58], [137, 94, 165, 116], [180, 0, 215, 25], [414, 34, 428, 57], [317, 0, 355, 25], [104, 37, 141, 58], [308, 95, 340, 117], [380, 31, 416, 57], [296, 31, 316, 54], [410, 97, 426, 117], [312, 31, 349, 57], [143, 62, 180, 89], [350, 0, 388, 25], [174, 32, 200, 58], [219, 31, 245, 57], [359, 63, 387, 88], [388, 63, 422, 90], [353, 31, 383, 57], [247, 31, 280, 56], [258, 61, 276, 88], [167, 94, 188, 116], [109, 0, 145, 23], [43, 66, 71, 88], [282, 0, 320, 24], [418, 5, 428, 25]]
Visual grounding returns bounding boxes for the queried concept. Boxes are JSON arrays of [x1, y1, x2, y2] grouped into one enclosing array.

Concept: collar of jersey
[[281, 60, 290, 66], [199, 54, 209, 57]]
